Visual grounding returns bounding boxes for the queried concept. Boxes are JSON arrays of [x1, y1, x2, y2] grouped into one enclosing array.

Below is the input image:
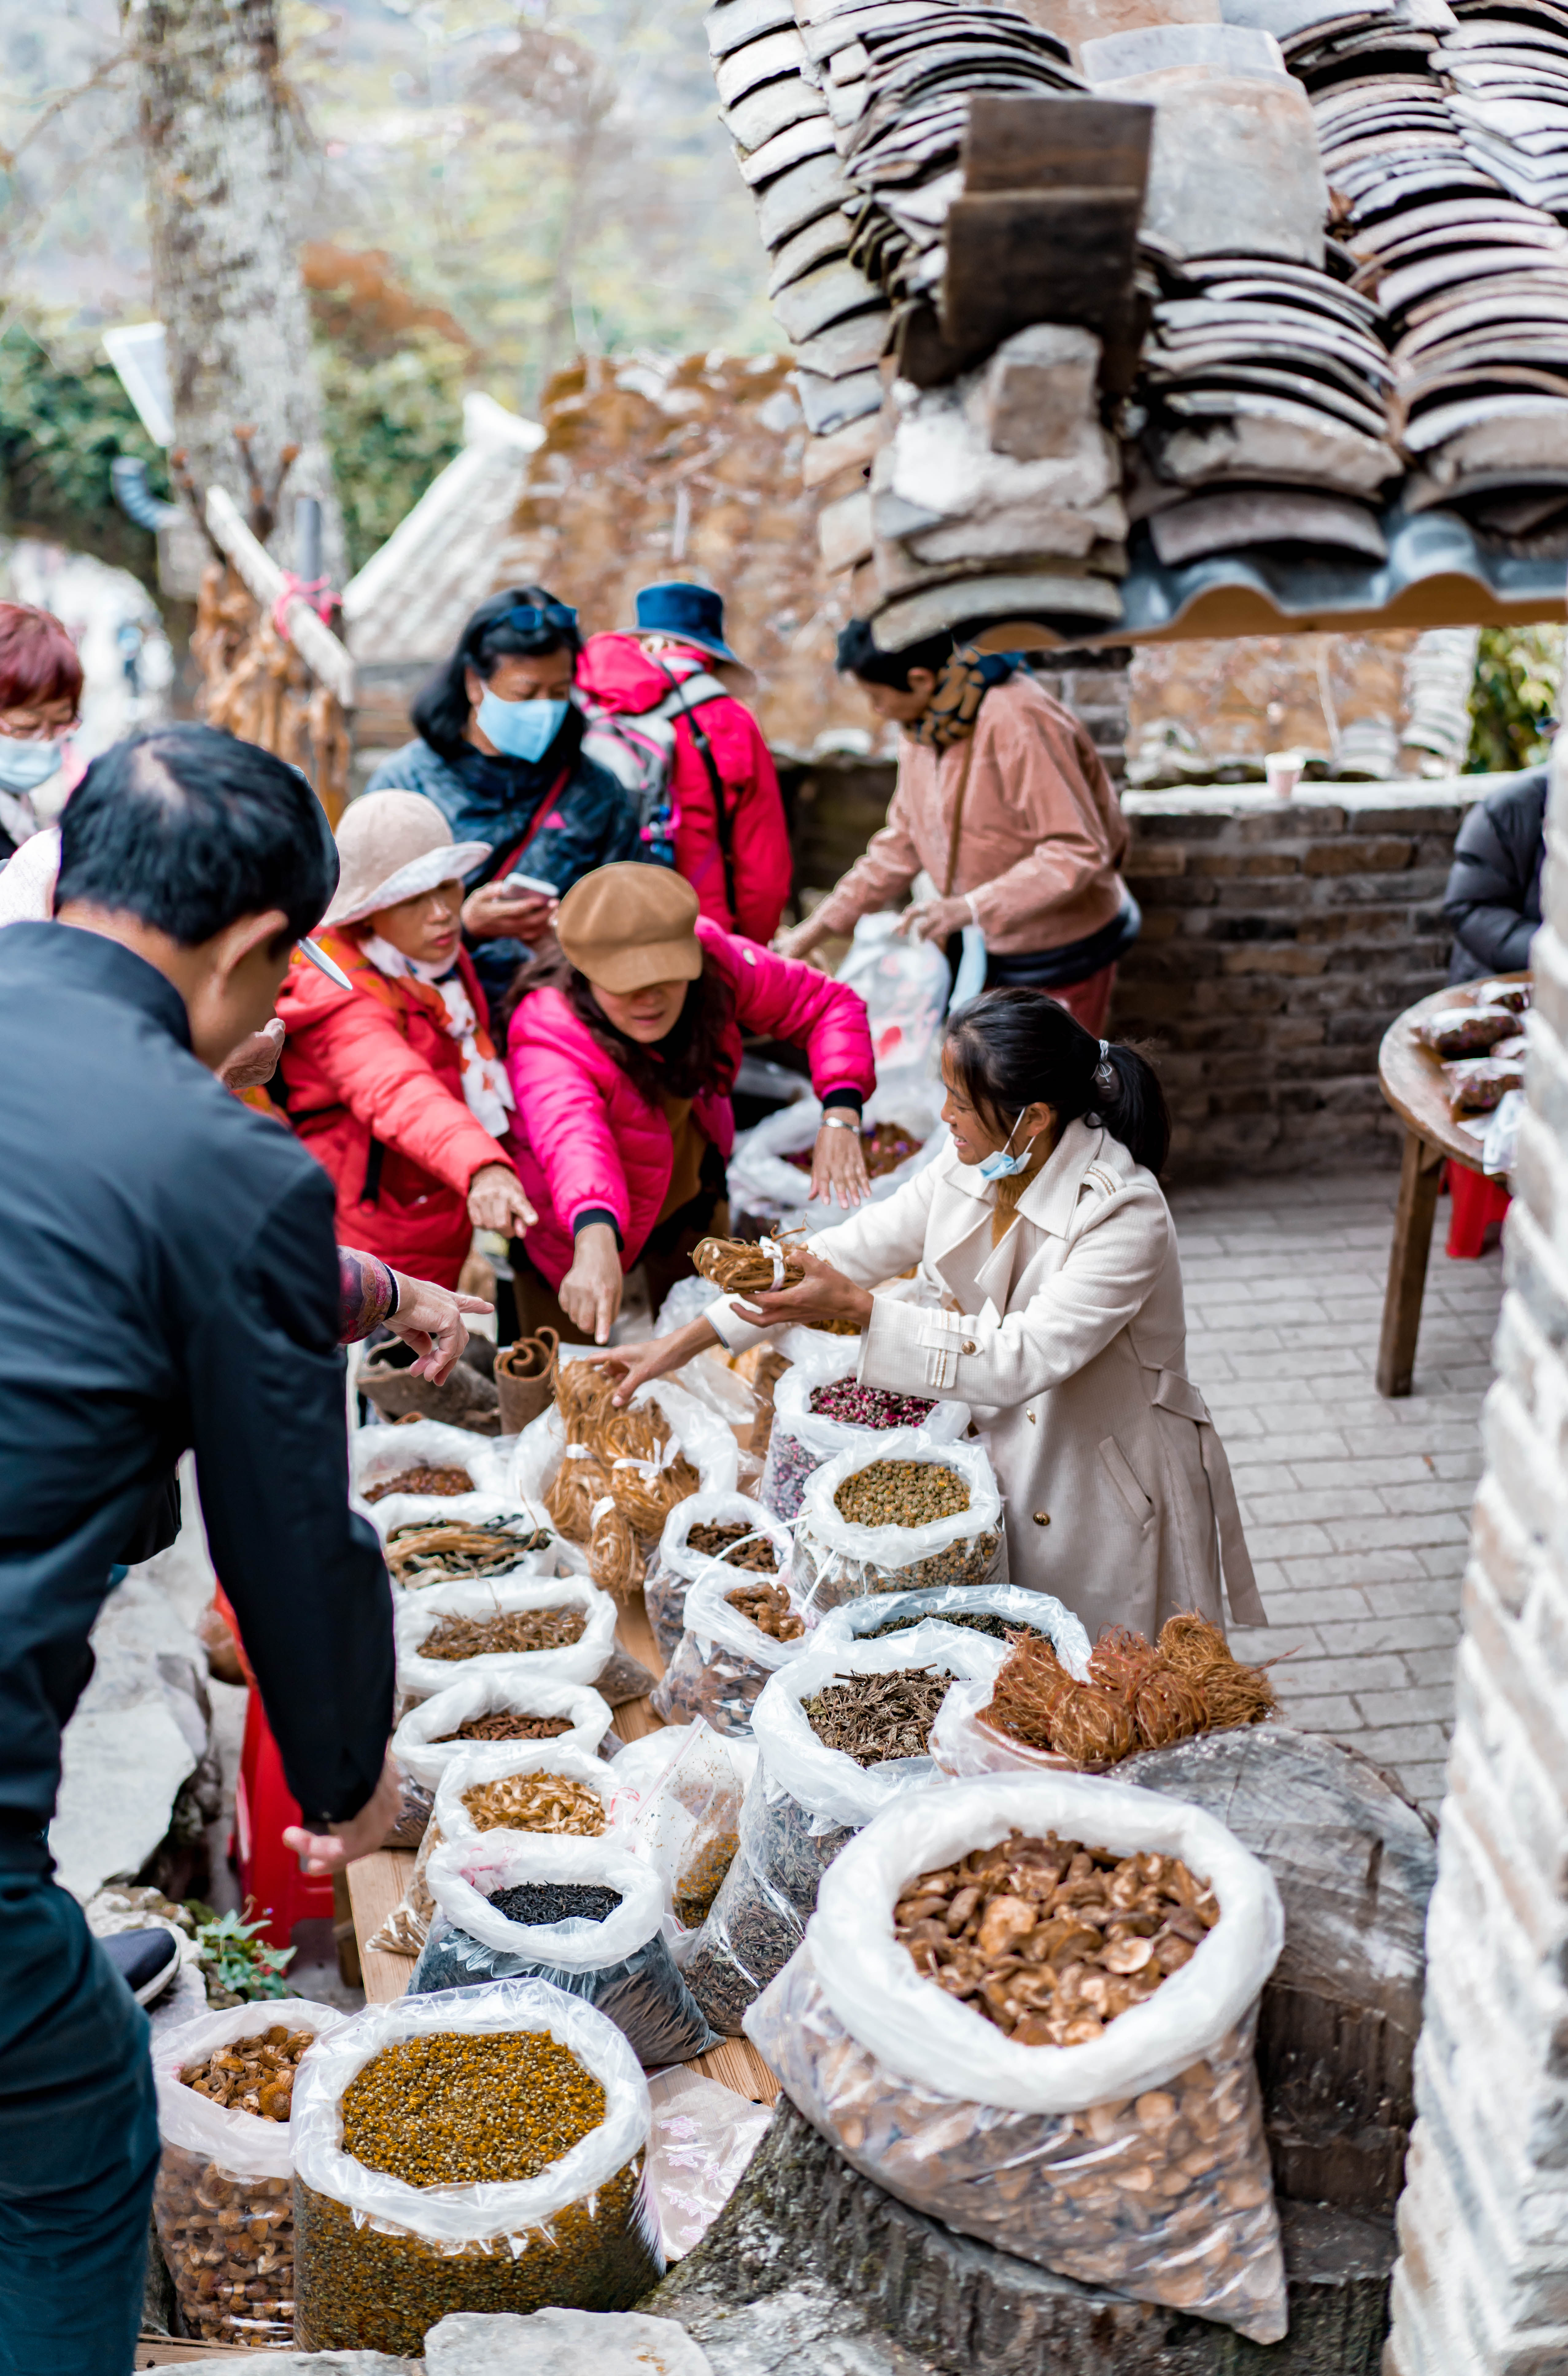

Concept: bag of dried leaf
[[759, 1334, 970, 1524], [746, 1772, 1286, 2343], [792, 1429, 1005, 1614], [650, 1561, 811, 1735], [395, 1574, 620, 1706], [411, 1831, 718, 2066], [815, 1579, 1092, 1671], [645, 1490, 792, 1663], [386, 1674, 617, 1848], [291, 1977, 663, 2354], [150, 1997, 346, 2348], [681, 1625, 1005, 2035]]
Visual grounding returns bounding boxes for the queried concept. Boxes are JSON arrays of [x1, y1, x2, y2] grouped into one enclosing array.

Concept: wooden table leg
[[1377, 1128, 1446, 1398]]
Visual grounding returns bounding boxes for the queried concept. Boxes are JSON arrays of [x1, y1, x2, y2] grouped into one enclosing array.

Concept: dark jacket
[[1443, 767, 1548, 983], [0, 925, 393, 1860]]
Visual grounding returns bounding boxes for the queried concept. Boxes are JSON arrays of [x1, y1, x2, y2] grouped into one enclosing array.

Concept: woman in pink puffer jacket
[[504, 863, 876, 1341]]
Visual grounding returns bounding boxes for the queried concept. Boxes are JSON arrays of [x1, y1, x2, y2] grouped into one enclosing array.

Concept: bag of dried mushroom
[[385, 1674, 617, 1849], [681, 1625, 1005, 2036], [791, 1430, 1005, 1615], [412, 1831, 717, 2067], [645, 1491, 792, 1663], [649, 1560, 811, 1736], [746, 1772, 1287, 2343], [151, 1998, 345, 2348], [394, 1575, 620, 1707]]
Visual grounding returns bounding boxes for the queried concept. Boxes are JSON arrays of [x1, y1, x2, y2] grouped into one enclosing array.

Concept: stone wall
[[1382, 752, 1568, 2373]]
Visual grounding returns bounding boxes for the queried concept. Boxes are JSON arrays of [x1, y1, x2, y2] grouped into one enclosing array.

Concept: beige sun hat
[[323, 791, 492, 930]]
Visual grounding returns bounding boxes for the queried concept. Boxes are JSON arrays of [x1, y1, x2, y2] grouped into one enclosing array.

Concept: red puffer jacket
[[575, 633, 794, 943], [505, 918, 876, 1288], [275, 933, 517, 1287]]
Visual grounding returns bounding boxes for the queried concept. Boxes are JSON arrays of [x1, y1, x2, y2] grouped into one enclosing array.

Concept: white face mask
[[978, 1109, 1033, 1181], [0, 739, 63, 794]]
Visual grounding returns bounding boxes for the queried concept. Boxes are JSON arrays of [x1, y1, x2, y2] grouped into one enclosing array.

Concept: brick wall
[[1112, 780, 1497, 1181], [1383, 758, 1568, 2367]]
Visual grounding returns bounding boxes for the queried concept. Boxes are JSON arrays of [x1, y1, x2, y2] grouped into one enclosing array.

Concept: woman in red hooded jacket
[[505, 863, 876, 1342], [276, 791, 535, 1287]]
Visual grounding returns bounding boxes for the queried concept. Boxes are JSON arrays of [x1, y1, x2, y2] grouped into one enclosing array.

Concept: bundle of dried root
[[1157, 1613, 1278, 1729], [385, 1518, 551, 1590], [984, 1615, 1275, 1766], [545, 1447, 612, 1543], [987, 1634, 1138, 1765], [692, 1234, 806, 1296], [587, 1497, 645, 1598], [555, 1359, 617, 1441]]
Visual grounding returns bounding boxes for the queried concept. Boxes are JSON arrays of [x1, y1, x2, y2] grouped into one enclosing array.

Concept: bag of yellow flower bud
[[745, 1772, 1287, 2344], [412, 1831, 718, 2065], [645, 1491, 792, 1663], [291, 1976, 663, 2355], [681, 1625, 1005, 2036], [650, 1560, 813, 1736], [387, 1674, 618, 1849], [759, 1335, 971, 1524], [395, 1574, 619, 1706], [150, 1997, 346, 2349], [791, 1429, 1005, 1615]]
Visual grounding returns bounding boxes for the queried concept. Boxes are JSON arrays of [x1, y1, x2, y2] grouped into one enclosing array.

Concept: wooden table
[[1375, 975, 1522, 1397], [346, 1581, 779, 2106]]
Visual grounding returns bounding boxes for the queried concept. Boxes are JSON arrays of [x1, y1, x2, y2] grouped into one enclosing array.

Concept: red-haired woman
[[0, 602, 83, 863]]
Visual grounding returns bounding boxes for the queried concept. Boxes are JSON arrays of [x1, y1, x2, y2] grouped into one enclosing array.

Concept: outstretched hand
[[585, 1314, 721, 1406], [283, 1757, 404, 1875], [386, 1274, 493, 1384]]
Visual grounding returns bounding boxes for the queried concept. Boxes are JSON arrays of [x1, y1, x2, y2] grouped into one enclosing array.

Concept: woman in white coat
[[598, 989, 1264, 1644]]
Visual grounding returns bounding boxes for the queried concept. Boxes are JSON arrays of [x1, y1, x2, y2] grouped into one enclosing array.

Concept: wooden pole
[[204, 485, 355, 710]]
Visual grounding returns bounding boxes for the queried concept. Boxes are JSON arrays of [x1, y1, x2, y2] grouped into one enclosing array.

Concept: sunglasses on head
[[500, 600, 578, 636]]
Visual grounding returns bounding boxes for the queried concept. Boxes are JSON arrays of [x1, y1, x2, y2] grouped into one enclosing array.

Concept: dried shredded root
[[588, 1500, 645, 1598], [1157, 1614, 1279, 1729], [545, 1450, 612, 1542], [555, 1360, 618, 1441], [985, 1617, 1274, 1765], [692, 1234, 807, 1295]]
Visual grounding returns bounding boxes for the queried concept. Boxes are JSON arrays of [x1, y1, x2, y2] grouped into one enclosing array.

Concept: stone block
[[424, 2311, 714, 2376], [962, 323, 1102, 461]]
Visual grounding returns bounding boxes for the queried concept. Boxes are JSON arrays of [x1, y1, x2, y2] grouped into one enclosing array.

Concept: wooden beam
[[203, 485, 356, 710]]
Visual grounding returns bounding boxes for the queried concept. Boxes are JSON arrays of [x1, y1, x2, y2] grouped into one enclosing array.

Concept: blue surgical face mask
[[476, 688, 569, 763], [978, 1109, 1032, 1181], [0, 738, 64, 794]]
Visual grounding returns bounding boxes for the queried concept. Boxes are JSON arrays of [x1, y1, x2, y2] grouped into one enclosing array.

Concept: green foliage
[[1467, 626, 1564, 775], [184, 1901, 297, 2001], [315, 330, 466, 577], [0, 320, 168, 578]]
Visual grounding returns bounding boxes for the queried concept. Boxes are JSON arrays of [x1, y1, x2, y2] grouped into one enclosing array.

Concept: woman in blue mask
[[0, 603, 82, 864], [602, 987, 1263, 1649], [365, 586, 641, 1031]]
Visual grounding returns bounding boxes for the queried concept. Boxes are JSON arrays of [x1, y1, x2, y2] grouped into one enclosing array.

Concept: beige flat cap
[[556, 863, 703, 992]]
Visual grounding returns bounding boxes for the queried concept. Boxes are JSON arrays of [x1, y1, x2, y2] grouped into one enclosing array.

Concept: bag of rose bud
[[386, 1674, 617, 1848], [681, 1624, 1005, 2035], [151, 1998, 346, 2349], [759, 1334, 970, 1524], [815, 1579, 1092, 1674], [412, 1831, 718, 2066], [745, 1772, 1287, 2343], [791, 1428, 1005, 1614], [650, 1561, 812, 1736], [645, 1491, 793, 1663], [291, 1977, 663, 2355]]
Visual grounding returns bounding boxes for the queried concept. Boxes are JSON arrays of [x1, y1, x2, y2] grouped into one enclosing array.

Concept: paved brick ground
[[1170, 1166, 1503, 1818]]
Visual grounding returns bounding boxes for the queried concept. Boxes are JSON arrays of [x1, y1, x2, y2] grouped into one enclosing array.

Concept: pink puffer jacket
[[505, 918, 876, 1286]]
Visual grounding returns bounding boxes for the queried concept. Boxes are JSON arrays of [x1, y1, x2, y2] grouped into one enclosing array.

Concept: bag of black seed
[[291, 1977, 663, 2355], [650, 1562, 812, 1736], [745, 1773, 1287, 2343], [645, 1492, 793, 1664], [387, 1675, 618, 1849], [791, 1430, 1005, 1614], [150, 1997, 345, 2349], [412, 1833, 718, 2066], [681, 1625, 1006, 2035], [758, 1336, 970, 1524], [815, 1581, 1093, 1668]]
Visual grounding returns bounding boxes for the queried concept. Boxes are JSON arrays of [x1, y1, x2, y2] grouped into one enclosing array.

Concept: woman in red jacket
[[505, 864, 876, 1342], [277, 791, 535, 1287]]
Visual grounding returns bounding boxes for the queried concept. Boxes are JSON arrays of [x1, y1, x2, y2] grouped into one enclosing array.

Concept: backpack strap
[[648, 661, 738, 923]]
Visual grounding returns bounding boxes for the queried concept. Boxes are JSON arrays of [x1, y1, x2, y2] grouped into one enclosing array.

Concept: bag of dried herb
[[387, 1676, 617, 1849], [395, 1575, 619, 1706], [512, 1363, 741, 1528], [150, 1997, 345, 2349], [681, 1626, 1005, 2035], [609, 1720, 756, 1942], [646, 1492, 792, 1663], [351, 1419, 518, 1531], [758, 1336, 969, 1524], [412, 1833, 718, 2067], [291, 1977, 663, 2354], [650, 1564, 811, 1737], [792, 1430, 1005, 1614], [815, 1581, 1093, 1671], [745, 1773, 1287, 2343]]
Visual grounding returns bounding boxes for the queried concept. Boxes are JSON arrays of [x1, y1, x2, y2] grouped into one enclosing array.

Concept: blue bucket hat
[[633, 581, 743, 669]]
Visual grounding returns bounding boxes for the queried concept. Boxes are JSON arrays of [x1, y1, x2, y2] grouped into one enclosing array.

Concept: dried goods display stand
[[1373, 971, 1526, 1396]]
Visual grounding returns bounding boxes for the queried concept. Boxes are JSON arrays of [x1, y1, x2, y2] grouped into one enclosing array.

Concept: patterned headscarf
[[909, 645, 1018, 751]]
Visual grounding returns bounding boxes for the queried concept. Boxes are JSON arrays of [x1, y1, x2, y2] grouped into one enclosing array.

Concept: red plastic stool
[[232, 1686, 335, 1950], [1445, 1160, 1511, 1259]]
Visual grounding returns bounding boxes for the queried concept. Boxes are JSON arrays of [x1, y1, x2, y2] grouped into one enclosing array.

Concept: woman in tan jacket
[[598, 989, 1261, 1647], [779, 625, 1138, 1035]]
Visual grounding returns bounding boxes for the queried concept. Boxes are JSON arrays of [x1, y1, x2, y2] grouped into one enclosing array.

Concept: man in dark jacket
[[1443, 764, 1548, 982], [0, 725, 397, 2376]]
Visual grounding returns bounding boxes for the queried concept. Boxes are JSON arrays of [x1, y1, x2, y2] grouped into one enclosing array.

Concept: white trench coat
[[713, 1117, 1263, 1645]]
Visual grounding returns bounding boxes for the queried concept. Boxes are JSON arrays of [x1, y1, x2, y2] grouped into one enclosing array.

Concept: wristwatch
[[821, 1112, 860, 1130]]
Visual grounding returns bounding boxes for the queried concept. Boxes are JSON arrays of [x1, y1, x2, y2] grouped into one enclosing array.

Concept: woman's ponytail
[[1089, 1042, 1170, 1175], [944, 987, 1171, 1175]]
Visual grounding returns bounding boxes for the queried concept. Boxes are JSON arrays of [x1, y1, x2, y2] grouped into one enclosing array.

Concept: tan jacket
[[810, 675, 1129, 956], [712, 1119, 1262, 1644]]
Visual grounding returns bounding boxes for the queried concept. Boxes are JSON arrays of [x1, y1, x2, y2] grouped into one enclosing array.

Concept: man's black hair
[[835, 618, 955, 691], [56, 724, 338, 948]]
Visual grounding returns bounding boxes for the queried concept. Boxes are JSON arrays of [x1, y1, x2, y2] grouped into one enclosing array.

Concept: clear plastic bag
[[150, 1997, 345, 2349], [746, 1774, 1286, 2343], [291, 1978, 663, 2353], [388, 1676, 617, 1847], [928, 1675, 1078, 1779], [511, 1369, 740, 1521], [834, 909, 953, 1086], [815, 1580, 1093, 1678], [645, 1493, 792, 1664], [609, 1720, 757, 1937], [350, 1418, 527, 1539], [792, 1430, 1005, 1612], [758, 1336, 969, 1524], [645, 2069, 772, 2260], [412, 1833, 717, 2068], [650, 1562, 811, 1736], [1418, 1003, 1517, 1058], [395, 1575, 620, 1705]]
